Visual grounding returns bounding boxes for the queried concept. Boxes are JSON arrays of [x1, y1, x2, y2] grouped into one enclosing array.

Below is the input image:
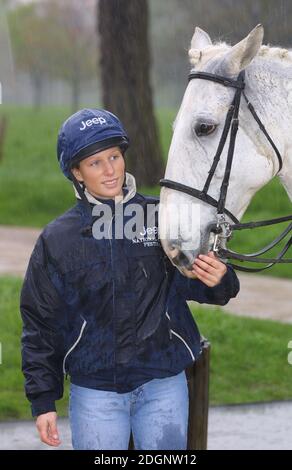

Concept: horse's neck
[[279, 158, 292, 201], [247, 59, 292, 201]]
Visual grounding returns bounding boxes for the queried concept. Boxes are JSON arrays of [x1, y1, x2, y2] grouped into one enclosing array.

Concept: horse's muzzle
[[162, 239, 196, 270]]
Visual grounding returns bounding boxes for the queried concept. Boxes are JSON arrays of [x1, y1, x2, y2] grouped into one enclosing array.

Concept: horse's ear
[[221, 24, 264, 75], [190, 27, 212, 50]]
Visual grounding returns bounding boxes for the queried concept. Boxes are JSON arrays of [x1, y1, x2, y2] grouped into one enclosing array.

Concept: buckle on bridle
[[212, 214, 233, 252]]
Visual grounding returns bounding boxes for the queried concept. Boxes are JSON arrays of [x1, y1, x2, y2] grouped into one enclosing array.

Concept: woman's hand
[[191, 251, 227, 287], [36, 411, 61, 447]]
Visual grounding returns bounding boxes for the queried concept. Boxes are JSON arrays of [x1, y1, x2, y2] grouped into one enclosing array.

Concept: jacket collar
[[73, 172, 136, 206]]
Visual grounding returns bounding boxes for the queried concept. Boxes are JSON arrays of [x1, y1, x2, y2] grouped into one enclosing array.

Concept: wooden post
[[186, 339, 211, 450], [128, 339, 211, 450]]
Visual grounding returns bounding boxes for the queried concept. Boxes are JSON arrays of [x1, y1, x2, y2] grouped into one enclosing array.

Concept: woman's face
[[71, 146, 125, 199]]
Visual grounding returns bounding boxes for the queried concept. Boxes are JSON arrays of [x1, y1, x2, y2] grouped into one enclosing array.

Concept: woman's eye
[[195, 123, 217, 137], [90, 160, 99, 166]]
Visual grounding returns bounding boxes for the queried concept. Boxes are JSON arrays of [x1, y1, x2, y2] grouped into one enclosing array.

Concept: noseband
[[160, 70, 292, 272]]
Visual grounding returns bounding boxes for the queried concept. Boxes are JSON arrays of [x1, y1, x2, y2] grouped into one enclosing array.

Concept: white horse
[[159, 24, 292, 277]]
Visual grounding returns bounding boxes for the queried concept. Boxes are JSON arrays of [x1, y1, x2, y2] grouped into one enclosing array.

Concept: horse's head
[[159, 25, 281, 277]]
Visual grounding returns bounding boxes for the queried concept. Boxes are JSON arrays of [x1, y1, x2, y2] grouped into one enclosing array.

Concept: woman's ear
[[71, 166, 83, 183]]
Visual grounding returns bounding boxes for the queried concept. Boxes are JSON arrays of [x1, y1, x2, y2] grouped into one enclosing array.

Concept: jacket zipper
[[63, 318, 87, 374], [108, 213, 116, 387], [165, 311, 195, 361], [138, 260, 148, 278], [142, 266, 148, 278]]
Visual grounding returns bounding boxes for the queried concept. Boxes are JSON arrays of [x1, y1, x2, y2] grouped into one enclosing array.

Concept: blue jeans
[[69, 371, 189, 450]]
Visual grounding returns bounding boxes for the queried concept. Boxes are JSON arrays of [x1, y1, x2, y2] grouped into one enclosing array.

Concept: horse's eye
[[195, 123, 217, 137]]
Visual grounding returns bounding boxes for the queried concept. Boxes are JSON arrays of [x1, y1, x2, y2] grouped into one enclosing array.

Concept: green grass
[[226, 178, 291, 279], [193, 305, 292, 405], [0, 277, 292, 420], [0, 106, 74, 227], [0, 277, 69, 420], [0, 106, 291, 277]]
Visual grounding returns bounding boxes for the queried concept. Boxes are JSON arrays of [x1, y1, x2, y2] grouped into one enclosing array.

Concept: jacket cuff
[[207, 264, 240, 305], [224, 264, 240, 295], [31, 392, 57, 417]]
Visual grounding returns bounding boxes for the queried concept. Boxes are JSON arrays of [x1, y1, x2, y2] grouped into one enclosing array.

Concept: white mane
[[189, 42, 292, 69]]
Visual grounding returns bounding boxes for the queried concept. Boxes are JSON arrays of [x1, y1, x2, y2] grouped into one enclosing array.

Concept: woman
[[20, 108, 239, 450]]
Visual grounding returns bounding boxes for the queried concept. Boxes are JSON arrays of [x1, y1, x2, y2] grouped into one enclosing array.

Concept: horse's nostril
[[169, 247, 179, 259], [172, 250, 192, 269], [168, 240, 178, 251]]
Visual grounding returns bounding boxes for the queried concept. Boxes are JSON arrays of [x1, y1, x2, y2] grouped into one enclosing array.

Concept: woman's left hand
[[191, 251, 227, 287]]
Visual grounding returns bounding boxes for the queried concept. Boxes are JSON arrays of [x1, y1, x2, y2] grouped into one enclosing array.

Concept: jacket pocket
[[124, 245, 168, 343], [165, 310, 195, 361], [63, 316, 87, 374]]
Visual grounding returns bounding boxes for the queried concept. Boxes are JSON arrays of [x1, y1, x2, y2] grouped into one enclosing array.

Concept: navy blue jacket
[[20, 191, 239, 417]]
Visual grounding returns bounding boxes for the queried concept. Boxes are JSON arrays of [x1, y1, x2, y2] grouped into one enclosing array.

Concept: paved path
[[1, 401, 292, 450], [223, 273, 292, 323], [0, 226, 40, 277], [1, 225, 291, 323]]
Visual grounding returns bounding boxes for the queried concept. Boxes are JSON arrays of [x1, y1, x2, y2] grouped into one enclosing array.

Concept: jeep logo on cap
[[80, 117, 107, 131]]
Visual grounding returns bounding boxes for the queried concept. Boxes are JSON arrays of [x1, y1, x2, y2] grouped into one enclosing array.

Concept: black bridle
[[160, 70, 292, 272]]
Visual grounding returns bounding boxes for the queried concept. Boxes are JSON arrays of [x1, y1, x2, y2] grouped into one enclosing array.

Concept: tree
[[8, 2, 48, 108], [8, 0, 97, 110], [41, 0, 97, 111], [98, 0, 164, 187]]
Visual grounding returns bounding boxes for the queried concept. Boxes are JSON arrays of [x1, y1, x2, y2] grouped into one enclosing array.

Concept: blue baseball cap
[[57, 108, 129, 179]]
